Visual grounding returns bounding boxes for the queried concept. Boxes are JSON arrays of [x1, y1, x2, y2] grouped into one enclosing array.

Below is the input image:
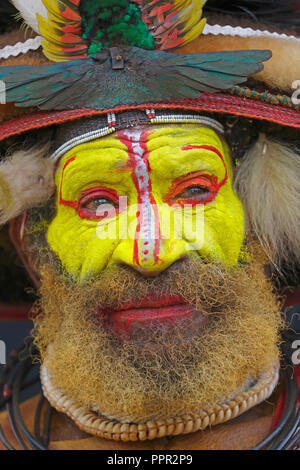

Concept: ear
[[9, 212, 41, 288]]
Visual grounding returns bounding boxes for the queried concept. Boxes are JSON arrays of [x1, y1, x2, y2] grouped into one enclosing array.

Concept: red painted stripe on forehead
[[181, 145, 229, 186], [59, 156, 77, 209], [117, 129, 152, 157], [117, 130, 135, 156], [117, 129, 161, 266], [132, 129, 161, 264]]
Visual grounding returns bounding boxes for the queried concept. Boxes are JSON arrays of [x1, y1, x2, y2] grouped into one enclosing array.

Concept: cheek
[[47, 206, 120, 278], [200, 187, 245, 265]]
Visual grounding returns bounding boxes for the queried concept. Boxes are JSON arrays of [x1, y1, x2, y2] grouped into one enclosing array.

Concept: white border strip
[[0, 36, 42, 60], [203, 23, 300, 42]]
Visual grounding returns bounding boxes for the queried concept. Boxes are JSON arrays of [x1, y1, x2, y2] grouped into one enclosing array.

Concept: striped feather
[[37, 0, 88, 62], [143, 0, 208, 50], [12, 1, 209, 61]]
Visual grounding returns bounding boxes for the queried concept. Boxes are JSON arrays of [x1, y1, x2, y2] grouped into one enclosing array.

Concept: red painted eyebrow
[[59, 156, 77, 209], [181, 144, 228, 185]]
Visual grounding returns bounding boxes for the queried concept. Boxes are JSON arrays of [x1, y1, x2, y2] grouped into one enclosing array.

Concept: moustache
[[61, 255, 244, 314], [36, 254, 255, 341]]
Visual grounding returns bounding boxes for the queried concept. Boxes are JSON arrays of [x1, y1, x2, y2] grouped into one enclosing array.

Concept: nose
[[110, 237, 191, 276], [109, 198, 195, 275]]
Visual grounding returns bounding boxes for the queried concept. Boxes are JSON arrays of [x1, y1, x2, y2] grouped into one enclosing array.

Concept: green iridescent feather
[[80, 0, 154, 55], [0, 48, 272, 110]]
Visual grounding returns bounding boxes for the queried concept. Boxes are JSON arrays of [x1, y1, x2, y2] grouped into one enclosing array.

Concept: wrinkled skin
[[48, 124, 245, 278]]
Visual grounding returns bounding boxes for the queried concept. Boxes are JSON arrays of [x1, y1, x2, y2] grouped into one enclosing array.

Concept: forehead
[[56, 124, 232, 181]]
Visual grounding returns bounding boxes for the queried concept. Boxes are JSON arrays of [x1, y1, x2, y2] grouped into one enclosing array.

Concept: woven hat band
[[52, 110, 224, 162]]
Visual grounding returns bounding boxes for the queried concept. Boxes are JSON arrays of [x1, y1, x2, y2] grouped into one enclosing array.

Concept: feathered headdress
[[0, 0, 272, 110], [0, 1, 298, 119]]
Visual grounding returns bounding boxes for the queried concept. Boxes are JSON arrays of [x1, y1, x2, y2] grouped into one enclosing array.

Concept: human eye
[[77, 187, 119, 220], [167, 172, 218, 206], [175, 184, 212, 203]]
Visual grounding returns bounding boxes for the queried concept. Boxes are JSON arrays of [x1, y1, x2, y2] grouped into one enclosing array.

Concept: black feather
[[0, 2, 18, 33]]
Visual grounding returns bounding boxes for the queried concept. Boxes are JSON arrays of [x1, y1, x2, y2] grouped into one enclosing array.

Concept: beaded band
[[51, 111, 224, 162], [41, 363, 279, 442], [51, 126, 115, 162]]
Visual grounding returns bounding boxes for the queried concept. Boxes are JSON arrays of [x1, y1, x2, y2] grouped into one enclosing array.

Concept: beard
[[32, 244, 283, 423]]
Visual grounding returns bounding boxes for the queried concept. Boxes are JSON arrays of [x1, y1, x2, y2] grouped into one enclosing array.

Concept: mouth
[[98, 294, 198, 335]]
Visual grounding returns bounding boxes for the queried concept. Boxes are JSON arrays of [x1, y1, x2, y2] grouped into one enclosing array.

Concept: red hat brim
[[0, 92, 299, 143]]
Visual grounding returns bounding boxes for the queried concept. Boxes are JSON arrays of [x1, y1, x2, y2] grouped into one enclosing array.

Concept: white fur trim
[[0, 36, 42, 60], [203, 24, 300, 42], [11, 0, 47, 34], [235, 134, 300, 269], [0, 145, 55, 225]]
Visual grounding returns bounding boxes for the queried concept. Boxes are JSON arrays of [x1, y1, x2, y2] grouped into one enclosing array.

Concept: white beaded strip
[[149, 115, 225, 134], [41, 363, 279, 442], [107, 112, 116, 127], [203, 23, 300, 42], [146, 108, 156, 119], [0, 36, 42, 60], [51, 113, 224, 162], [51, 126, 115, 161]]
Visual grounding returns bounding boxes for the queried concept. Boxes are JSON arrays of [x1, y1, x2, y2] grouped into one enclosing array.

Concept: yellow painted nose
[[110, 236, 191, 276], [109, 201, 202, 275]]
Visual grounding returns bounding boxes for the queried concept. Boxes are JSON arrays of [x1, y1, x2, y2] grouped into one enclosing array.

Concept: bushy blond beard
[[33, 245, 283, 423]]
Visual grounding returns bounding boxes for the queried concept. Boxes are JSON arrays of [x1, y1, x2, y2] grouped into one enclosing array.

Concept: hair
[[235, 133, 300, 271], [0, 143, 55, 225]]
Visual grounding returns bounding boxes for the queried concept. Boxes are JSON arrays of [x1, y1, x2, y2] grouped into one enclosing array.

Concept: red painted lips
[[99, 294, 195, 335]]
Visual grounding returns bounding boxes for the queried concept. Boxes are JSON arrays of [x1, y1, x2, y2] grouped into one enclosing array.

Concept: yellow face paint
[[47, 124, 245, 279]]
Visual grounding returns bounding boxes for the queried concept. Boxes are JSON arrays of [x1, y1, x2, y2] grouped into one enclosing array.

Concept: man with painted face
[[0, 1, 299, 450]]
